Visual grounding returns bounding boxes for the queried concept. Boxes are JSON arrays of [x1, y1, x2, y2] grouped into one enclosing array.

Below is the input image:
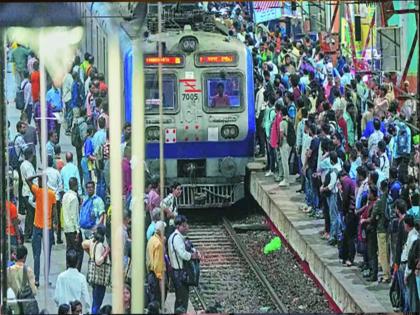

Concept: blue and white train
[[80, 3, 256, 208]]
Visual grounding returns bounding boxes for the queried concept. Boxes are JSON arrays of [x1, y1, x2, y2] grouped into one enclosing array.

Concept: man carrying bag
[[168, 215, 201, 313]]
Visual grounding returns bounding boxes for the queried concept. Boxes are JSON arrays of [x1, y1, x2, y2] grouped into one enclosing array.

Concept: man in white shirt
[[62, 70, 74, 134], [168, 215, 200, 313], [45, 155, 64, 244], [20, 148, 36, 242], [255, 76, 266, 157], [54, 249, 91, 311], [377, 140, 390, 179], [62, 177, 83, 271], [398, 215, 419, 312], [21, 71, 33, 124]]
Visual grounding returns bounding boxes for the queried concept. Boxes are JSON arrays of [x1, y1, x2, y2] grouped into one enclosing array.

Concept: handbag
[[171, 234, 200, 287], [389, 272, 402, 309], [17, 266, 39, 315], [87, 243, 111, 287]]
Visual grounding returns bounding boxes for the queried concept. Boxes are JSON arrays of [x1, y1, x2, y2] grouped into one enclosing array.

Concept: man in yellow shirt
[[146, 220, 166, 310]]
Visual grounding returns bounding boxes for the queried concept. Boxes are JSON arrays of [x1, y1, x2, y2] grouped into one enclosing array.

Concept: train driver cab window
[[145, 73, 177, 113], [204, 75, 242, 112]]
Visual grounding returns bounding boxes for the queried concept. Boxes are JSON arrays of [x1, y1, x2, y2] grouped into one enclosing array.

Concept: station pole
[[157, 2, 166, 310], [131, 37, 146, 313], [158, 2, 165, 220], [0, 27, 7, 312], [39, 30, 50, 310], [108, 32, 124, 314]]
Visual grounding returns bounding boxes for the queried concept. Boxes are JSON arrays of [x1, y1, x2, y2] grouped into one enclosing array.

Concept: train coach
[[124, 8, 255, 209]]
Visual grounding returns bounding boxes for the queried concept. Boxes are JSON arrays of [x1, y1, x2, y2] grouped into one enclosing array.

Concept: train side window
[[203, 74, 243, 112], [145, 73, 178, 113]]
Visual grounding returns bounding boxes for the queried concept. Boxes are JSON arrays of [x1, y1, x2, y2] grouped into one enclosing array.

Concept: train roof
[[142, 27, 246, 55]]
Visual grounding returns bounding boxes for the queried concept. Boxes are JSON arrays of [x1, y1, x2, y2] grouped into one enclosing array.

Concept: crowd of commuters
[[6, 41, 201, 314], [211, 1, 420, 312], [4, 1, 420, 314], [5, 44, 125, 314]]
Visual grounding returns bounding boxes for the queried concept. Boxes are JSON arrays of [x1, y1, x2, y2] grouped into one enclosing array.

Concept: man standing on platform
[[62, 177, 83, 271], [61, 152, 82, 196], [26, 174, 56, 287]]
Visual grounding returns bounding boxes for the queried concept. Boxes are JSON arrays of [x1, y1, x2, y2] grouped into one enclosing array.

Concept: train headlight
[[179, 36, 198, 53], [221, 125, 239, 139], [146, 126, 160, 141], [219, 157, 237, 177]]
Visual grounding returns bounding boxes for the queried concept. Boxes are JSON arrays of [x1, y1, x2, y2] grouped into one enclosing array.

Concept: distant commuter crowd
[[215, 1, 419, 312]]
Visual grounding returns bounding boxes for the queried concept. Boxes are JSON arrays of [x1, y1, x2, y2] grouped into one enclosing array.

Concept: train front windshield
[[205, 76, 242, 110], [145, 73, 178, 112]]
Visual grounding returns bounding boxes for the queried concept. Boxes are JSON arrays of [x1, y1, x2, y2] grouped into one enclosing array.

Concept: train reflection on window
[[205, 75, 242, 111], [145, 73, 178, 113]]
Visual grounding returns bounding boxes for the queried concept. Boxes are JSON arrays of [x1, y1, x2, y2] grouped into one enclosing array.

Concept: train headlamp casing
[[146, 126, 160, 141], [219, 157, 237, 177], [179, 36, 198, 53], [221, 125, 239, 139]]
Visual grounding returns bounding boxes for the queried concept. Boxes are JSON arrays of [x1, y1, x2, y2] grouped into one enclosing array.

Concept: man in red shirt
[[335, 109, 349, 152], [6, 192, 21, 246], [30, 61, 40, 104]]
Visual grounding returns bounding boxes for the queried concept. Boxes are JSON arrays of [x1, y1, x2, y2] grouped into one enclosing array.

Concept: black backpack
[[17, 266, 39, 315], [8, 135, 22, 170], [71, 121, 83, 148], [286, 119, 296, 147], [15, 81, 28, 111]]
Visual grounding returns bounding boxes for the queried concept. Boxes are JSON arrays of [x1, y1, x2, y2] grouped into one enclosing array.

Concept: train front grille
[[175, 184, 235, 208]]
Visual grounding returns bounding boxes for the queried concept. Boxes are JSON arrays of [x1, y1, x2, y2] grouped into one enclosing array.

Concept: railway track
[[187, 217, 287, 313]]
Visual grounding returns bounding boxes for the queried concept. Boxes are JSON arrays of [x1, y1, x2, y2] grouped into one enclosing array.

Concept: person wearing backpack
[[277, 105, 294, 187], [18, 71, 33, 123], [371, 180, 391, 283], [393, 121, 411, 168], [168, 216, 201, 313], [7, 245, 38, 315], [80, 181, 106, 240]]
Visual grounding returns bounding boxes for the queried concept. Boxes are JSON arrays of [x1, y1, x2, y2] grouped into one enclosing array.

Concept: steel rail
[[221, 217, 288, 313], [192, 286, 208, 311]]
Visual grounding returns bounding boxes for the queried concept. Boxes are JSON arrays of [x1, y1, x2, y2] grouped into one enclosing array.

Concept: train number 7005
[[182, 93, 199, 101]]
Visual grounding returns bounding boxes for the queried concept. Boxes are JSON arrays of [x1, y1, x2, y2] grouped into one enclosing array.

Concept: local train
[[79, 3, 256, 208]]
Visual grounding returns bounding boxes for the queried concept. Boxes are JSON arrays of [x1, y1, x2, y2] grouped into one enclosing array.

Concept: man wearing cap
[[146, 220, 166, 310], [168, 215, 200, 312]]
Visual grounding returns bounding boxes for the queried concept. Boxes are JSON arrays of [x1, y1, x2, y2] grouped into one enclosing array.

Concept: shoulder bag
[[87, 242, 111, 287], [17, 265, 39, 315], [171, 234, 200, 287]]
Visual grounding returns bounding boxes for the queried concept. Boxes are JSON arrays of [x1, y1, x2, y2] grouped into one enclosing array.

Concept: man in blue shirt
[[92, 117, 107, 153], [47, 82, 63, 142], [61, 152, 82, 195]]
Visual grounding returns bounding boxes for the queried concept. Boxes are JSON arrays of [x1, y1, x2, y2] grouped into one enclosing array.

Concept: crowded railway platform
[[1, 1, 420, 314]]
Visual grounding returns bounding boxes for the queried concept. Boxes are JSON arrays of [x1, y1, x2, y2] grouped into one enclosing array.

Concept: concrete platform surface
[[164, 292, 195, 314], [249, 168, 394, 313]]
